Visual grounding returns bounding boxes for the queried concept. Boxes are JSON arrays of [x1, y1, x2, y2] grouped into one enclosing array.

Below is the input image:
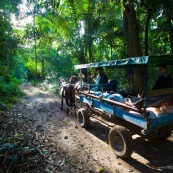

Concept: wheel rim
[[78, 112, 84, 125], [112, 135, 124, 152]]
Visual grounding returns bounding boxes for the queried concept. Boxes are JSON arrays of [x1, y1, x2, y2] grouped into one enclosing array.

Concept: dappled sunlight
[[21, 85, 59, 104], [15, 85, 173, 172], [1, 0, 173, 171]]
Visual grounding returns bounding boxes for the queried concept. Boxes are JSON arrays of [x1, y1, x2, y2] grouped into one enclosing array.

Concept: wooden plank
[[147, 88, 173, 98]]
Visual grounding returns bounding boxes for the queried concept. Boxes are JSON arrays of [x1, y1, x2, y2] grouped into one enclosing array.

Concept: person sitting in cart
[[152, 64, 172, 90], [91, 67, 108, 84]]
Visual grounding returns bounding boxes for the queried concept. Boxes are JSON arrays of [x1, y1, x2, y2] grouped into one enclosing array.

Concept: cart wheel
[[77, 108, 90, 128], [156, 126, 172, 140], [109, 125, 134, 159]]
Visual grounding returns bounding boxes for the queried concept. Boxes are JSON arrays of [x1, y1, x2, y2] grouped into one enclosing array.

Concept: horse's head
[[58, 77, 66, 87], [74, 81, 89, 93], [70, 76, 78, 84], [58, 77, 65, 82]]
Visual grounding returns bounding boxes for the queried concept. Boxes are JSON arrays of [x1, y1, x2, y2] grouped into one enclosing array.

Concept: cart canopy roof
[[74, 55, 173, 69]]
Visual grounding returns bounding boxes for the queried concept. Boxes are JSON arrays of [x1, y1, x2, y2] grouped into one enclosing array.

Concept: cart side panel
[[114, 108, 147, 129], [148, 113, 173, 128], [80, 95, 147, 128]]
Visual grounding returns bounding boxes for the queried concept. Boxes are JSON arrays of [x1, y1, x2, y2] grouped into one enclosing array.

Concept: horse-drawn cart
[[74, 55, 173, 159]]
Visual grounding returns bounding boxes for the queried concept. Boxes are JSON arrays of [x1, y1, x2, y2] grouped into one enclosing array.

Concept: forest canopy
[[0, 0, 173, 102]]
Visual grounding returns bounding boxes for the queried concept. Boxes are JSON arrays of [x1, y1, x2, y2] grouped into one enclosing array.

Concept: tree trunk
[[42, 57, 44, 80], [167, 14, 173, 77], [122, 0, 144, 94], [144, 10, 151, 56], [34, 6, 37, 82], [88, 36, 93, 62], [110, 42, 113, 59], [79, 44, 87, 82], [168, 18, 173, 55], [79, 54, 87, 82], [6, 0, 11, 68]]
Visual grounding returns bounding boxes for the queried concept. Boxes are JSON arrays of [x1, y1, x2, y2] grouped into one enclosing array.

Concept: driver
[[91, 67, 108, 84], [152, 64, 172, 90]]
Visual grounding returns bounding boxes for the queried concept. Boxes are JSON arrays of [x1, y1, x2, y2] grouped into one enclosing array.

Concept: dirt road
[[15, 84, 173, 173]]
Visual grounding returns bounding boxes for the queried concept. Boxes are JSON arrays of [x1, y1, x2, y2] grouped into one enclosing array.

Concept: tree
[[122, 0, 145, 94], [0, 0, 22, 68], [161, 0, 173, 55], [11, 0, 172, 87]]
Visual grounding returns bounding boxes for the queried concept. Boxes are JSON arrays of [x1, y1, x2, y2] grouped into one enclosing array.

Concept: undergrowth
[[39, 74, 59, 93], [0, 77, 24, 109], [0, 110, 44, 173]]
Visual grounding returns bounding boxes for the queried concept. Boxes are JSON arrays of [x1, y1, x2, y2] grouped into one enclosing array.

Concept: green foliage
[[0, 65, 10, 82], [0, 113, 42, 172], [0, 17, 20, 66], [9, 77, 23, 85], [11, 55, 28, 80], [25, 60, 42, 75], [31, 80, 38, 86], [39, 73, 59, 93], [0, 135, 25, 163], [0, 77, 23, 106], [0, 0, 172, 93]]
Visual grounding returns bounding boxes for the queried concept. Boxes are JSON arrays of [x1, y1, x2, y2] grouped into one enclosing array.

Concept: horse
[[59, 76, 78, 115], [59, 76, 89, 115], [74, 80, 90, 99]]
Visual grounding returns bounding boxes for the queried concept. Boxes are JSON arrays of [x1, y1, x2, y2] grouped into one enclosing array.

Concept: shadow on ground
[[84, 114, 173, 173]]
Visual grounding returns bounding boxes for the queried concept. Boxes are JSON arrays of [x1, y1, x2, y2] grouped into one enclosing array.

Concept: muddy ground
[[2, 84, 173, 173]]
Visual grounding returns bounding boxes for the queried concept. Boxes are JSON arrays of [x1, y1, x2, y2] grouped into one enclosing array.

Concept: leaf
[[0, 147, 6, 152], [10, 154, 19, 163], [30, 147, 36, 152], [2, 124, 8, 128], [24, 146, 30, 151], [3, 143, 10, 148], [15, 133, 23, 138], [41, 149, 48, 155], [64, 121, 69, 125], [98, 167, 105, 173], [9, 143, 15, 149]]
